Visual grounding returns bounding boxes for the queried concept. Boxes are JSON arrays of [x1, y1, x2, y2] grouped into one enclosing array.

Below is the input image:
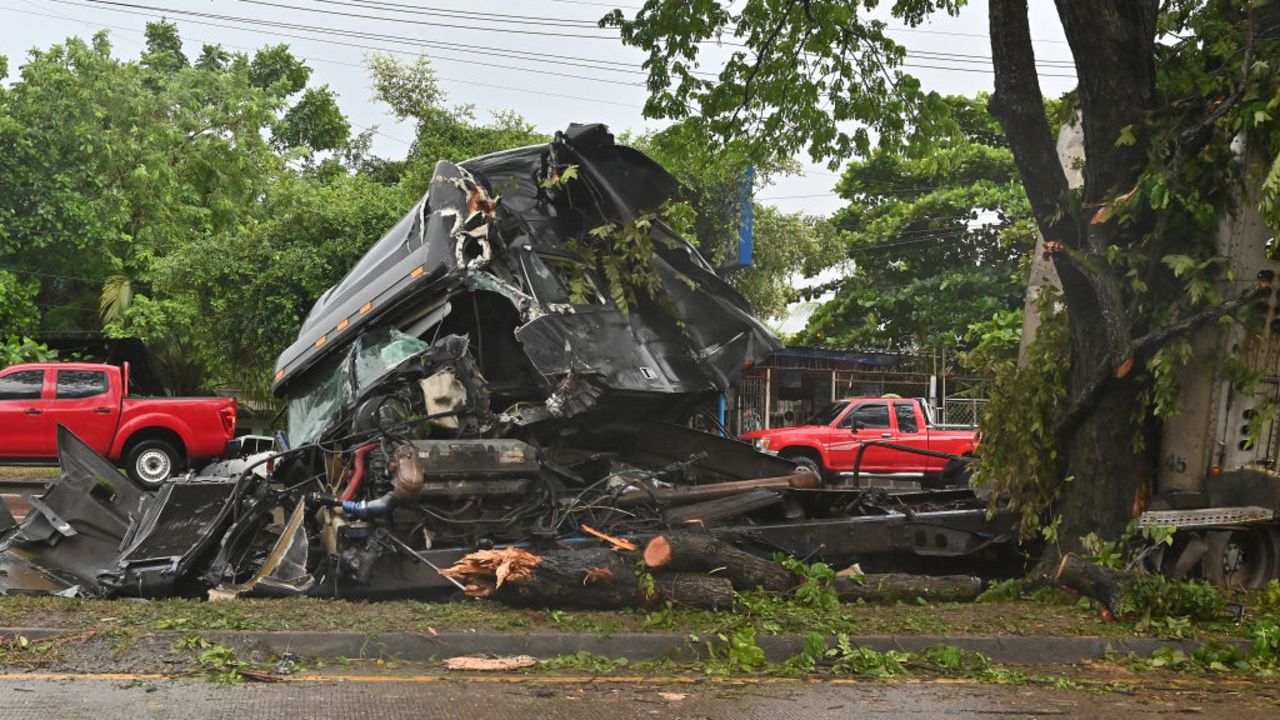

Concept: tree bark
[[1055, 553, 1132, 619], [833, 574, 983, 604], [654, 572, 736, 610], [643, 532, 795, 593], [990, 0, 1164, 552]]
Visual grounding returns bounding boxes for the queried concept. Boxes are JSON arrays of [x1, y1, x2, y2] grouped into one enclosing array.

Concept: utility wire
[[60, 0, 649, 73], [32, 1, 647, 105]]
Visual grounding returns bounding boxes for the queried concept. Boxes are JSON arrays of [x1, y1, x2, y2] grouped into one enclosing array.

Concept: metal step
[[1138, 506, 1275, 528]]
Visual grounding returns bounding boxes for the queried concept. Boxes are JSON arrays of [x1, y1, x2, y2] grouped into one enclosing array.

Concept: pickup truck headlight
[[752, 437, 771, 451]]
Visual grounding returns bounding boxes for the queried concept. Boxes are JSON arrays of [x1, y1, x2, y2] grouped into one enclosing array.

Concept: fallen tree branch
[[1055, 553, 1132, 620], [833, 574, 983, 604], [644, 532, 795, 593], [440, 546, 735, 610], [1053, 283, 1270, 436]]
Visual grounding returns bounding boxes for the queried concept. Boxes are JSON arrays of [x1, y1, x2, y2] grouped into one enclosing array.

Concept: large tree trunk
[[989, 0, 1162, 552]]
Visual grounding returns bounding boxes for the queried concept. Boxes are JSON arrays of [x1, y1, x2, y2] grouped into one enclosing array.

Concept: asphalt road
[[0, 673, 1275, 719]]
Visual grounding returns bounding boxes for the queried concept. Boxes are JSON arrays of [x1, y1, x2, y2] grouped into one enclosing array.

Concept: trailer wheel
[[1199, 528, 1280, 589]]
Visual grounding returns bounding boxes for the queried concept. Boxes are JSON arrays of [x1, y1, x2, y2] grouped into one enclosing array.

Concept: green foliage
[[626, 120, 841, 320], [706, 625, 767, 673], [538, 652, 630, 674], [971, 289, 1071, 541], [778, 632, 828, 675], [365, 53, 444, 122], [176, 634, 248, 684], [827, 635, 912, 677], [798, 95, 1035, 353], [960, 309, 1024, 373], [1125, 575, 1223, 624], [0, 336, 56, 366], [568, 218, 666, 315], [602, 1, 964, 166], [776, 556, 839, 610]]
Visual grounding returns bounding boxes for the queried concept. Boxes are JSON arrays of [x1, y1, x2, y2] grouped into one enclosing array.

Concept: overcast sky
[[0, 0, 1079, 329]]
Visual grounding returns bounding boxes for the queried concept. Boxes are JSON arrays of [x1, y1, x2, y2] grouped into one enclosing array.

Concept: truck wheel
[[126, 439, 181, 489], [1200, 528, 1280, 589], [779, 450, 823, 480]]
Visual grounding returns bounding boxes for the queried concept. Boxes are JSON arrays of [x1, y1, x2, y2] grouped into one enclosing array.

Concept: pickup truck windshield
[[288, 329, 430, 444], [806, 401, 849, 426]]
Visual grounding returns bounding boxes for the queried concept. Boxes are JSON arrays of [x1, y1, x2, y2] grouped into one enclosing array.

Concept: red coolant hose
[[340, 443, 380, 502]]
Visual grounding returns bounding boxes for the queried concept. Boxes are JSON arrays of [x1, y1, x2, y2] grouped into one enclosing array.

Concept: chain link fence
[[940, 398, 987, 428]]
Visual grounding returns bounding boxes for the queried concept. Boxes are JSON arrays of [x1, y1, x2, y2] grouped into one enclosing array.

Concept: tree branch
[[1052, 282, 1271, 436], [986, 0, 1072, 243], [1176, 7, 1254, 161]]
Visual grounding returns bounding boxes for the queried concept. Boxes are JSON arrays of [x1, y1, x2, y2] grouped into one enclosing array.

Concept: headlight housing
[[752, 437, 771, 451]]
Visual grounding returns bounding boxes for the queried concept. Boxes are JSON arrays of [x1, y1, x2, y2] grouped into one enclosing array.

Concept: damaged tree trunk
[[1054, 553, 1131, 619], [833, 574, 984, 604], [989, 0, 1163, 553], [643, 532, 795, 593]]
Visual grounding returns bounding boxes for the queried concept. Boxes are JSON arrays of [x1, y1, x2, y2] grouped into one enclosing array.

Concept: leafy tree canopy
[[797, 95, 1035, 354]]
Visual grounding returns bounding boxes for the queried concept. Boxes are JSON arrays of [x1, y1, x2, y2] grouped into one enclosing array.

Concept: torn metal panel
[[105, 477, 238, 597], [0, 426, 150, 596], [215, 502, 314, 598]]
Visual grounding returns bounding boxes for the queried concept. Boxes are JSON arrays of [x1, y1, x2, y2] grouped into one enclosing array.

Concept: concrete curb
[[1, 628, 1252, 665]]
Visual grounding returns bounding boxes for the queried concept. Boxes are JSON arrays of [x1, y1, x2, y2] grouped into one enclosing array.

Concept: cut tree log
[[1055, 553, 1131, 619], [440, 546, 735, 610], [833, 574, 983, 604], [654, 572, 735, 610], [643, 531, 795, 593]]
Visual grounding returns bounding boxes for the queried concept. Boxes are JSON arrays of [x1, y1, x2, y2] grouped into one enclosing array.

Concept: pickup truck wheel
[[127, 439, 180, 489], [779, 450, 824, 480]]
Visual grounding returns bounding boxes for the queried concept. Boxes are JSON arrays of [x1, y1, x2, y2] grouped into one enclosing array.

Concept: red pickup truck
[[739, 397, 979, 482], [0, 362, 237, 487]]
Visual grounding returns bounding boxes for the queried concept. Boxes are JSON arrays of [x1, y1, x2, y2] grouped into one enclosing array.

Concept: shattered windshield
[[288, 329, 431, 444]]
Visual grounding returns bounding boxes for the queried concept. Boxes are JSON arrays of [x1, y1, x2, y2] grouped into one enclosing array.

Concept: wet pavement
[[0, 673, 1275, 719]]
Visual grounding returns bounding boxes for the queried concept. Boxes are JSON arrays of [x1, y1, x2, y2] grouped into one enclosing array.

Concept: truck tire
[[126, 439, 181, 489], [1199, 528, 1280, 589], [779, 448, 824, 481]]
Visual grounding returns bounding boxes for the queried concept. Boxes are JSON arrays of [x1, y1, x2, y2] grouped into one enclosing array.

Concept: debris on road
[[0, 124, 1019, 605], [443, 655, 538, 672]]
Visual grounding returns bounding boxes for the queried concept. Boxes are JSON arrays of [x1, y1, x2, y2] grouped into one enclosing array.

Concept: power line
[[124, 0, 625, 39], [300, 0, 605, 27], [44, 0, 653, 79], [31, 1, 647, 105]]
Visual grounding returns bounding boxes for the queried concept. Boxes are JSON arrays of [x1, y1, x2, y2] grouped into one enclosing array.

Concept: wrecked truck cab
[[272, 123, 781, 435]]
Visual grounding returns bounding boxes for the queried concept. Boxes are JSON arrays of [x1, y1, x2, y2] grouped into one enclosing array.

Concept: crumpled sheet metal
[[0, 426, 238, 598], [273, 123, 781, 406], [0, 426, 149, 596]]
